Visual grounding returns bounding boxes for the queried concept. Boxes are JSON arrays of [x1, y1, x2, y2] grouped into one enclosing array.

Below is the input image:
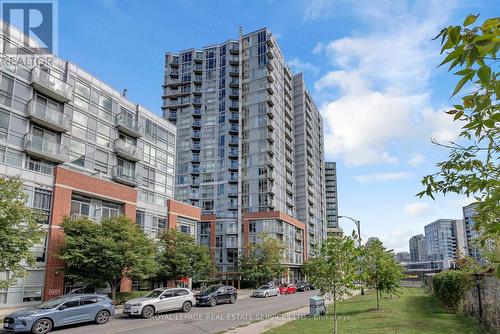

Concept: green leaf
[[477, 66, 492, 85], [463, 14, 479, 26], [449, 26, 461, 45], [483, 119, 495, 128], [452, 73, 472, 97], [454, 110, 464, 120]]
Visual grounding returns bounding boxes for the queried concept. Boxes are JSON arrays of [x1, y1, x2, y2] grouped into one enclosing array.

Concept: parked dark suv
[[194, 285, 237, 307]]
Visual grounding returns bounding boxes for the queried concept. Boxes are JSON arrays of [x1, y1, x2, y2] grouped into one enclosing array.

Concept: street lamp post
[[338, 215, 364, 295]]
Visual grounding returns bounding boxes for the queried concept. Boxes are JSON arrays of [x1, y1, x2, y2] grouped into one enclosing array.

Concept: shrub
[[432, 270, 473, 309], [108, 291, 149, 305]]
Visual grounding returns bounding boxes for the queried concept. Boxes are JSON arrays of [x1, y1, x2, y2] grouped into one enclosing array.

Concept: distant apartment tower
[[409, 234, 427, 262], [324, 161, 339, 225], [162, 28, 325, 278], [424, 219, 460, 260], [0, 21, 199, 307], [395, 251, 410, 263], [293, 73, 327, 255], [463, 203, 485, 263]]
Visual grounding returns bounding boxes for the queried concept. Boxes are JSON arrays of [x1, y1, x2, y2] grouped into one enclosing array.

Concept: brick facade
[[43, 168, 201, 300], [44, 167, 137, 300]]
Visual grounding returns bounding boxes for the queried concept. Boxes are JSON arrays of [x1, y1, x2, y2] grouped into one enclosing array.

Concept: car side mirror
[[160, 296, 166, 300], [58, 305, 67, 310]]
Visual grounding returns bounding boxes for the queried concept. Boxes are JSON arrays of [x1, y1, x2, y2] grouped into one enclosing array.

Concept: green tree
[[0, 176, 44, 288], [239, 233, 285, 286], [303, 235, 360, 334], [418, 15, 499, 273], [60, 215, 157, 301], [157, 229, 213, 284], [362, 239, 404, 309]]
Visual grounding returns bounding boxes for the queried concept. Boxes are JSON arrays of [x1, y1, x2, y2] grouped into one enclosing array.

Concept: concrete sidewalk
[[224, 290, 361, 334]]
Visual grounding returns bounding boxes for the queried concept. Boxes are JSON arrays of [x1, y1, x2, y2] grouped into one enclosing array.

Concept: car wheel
[[31, 318, 53, 334], [265, 292, 268, 298], [182, 301, 192, 313], [209, 297, 217, 307], [95, 310, 110, 324], [229, 295, 236, 304], [141, 305, 155, 318]]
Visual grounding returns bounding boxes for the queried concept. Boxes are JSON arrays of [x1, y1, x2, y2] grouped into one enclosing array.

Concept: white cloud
[[353, 172, 412, 183], [288, 57, 319, 76], [407, 154, 426, 167], [303, 0, 339, 22], [312, 42, 324, 54], [404, 202, 431, 217], [316, 1, 460, 166]]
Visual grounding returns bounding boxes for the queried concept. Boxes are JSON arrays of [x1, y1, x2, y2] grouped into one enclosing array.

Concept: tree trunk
[[333, 285, 337, 334], [376, 288, 380, 309], [110, 281, 119, 304]]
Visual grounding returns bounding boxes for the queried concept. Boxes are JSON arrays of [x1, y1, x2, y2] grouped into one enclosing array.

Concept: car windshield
[[259, 285, 270, 289], [202, 286, 221, 294], [37, 296, 67, 309], [146, 289, 164, 298]]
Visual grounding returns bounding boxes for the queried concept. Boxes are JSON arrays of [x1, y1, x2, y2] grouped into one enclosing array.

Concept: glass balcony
[[23, 133, 67, 163], [31, 68, 72, 102], [114, 139, 143, 162], [28, 100, 69, 132], [116, 113, 144, 138], [112, 166, 139, 187]]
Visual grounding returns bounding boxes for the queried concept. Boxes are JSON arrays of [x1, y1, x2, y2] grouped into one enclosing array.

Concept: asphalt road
[[3, 291, 317, 334]]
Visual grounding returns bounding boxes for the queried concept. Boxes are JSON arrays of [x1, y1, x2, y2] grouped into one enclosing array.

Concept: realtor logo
[[1, 0, 57, 54]]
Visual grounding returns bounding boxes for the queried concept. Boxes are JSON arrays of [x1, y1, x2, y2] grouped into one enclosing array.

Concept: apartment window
[[99, 95, 112, 110], [249, 221, 257, 233], [70, 195, 90, 217], [0, 73, 14, 107], [70, 138, 86, 167], [258, 31, 266, 44], [216, 235, 223, 247], [75, 81, 91, 98], [94, 149, 108, 173], [33, 188, 52, 225]]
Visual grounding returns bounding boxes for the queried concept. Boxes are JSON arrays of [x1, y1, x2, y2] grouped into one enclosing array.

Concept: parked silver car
[[252, 284, 279, 298], [3, 293, 114, 334], [123, 288, 195, 318]]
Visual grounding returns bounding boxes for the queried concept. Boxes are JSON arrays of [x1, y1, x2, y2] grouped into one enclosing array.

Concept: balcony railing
[[114, 139, 143, 161], [28, 100, 69, 132], [31, 68, 72, 102], [23, 133, 67, 163], [112, 166, 139, 187], [116, 113, 144, 138]]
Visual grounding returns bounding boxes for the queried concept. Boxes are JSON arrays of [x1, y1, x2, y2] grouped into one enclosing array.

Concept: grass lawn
[[265, 287, 488, 334]]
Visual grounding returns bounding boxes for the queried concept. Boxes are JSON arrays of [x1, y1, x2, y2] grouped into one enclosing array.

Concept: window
[[175, 289, 189, 296], [82, 297, 98, 305], [94, 149, 108, 173], [99, 95, 112, 110], [161, 290, 174, 299], [180, 225, 190, 234], [63, 298, 81, 308], [70, 139, 86, 167], [33, 188, 52, 224]]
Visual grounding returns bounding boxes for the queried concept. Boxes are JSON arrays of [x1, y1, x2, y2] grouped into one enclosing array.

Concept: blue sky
[[52, 0, 497, 251]]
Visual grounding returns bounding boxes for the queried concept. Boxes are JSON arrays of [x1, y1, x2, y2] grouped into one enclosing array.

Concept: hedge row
[[107, 291, 149, 305], [432, 270, 473, 309]]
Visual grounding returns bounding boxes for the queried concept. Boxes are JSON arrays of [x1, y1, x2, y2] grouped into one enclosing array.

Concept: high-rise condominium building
[[162, 28, 326, 278], [424, 219, 459, 261], [409, 234, 427, 262], [463, 203, 485, 263], [324, 162, 339, 234], [0, 21, 199, 307], [293, 73, 327, 255]]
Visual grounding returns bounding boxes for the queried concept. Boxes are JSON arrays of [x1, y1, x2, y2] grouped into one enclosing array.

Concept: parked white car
[[123, 288, 195, 318], [252, 284, 280, 298]]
